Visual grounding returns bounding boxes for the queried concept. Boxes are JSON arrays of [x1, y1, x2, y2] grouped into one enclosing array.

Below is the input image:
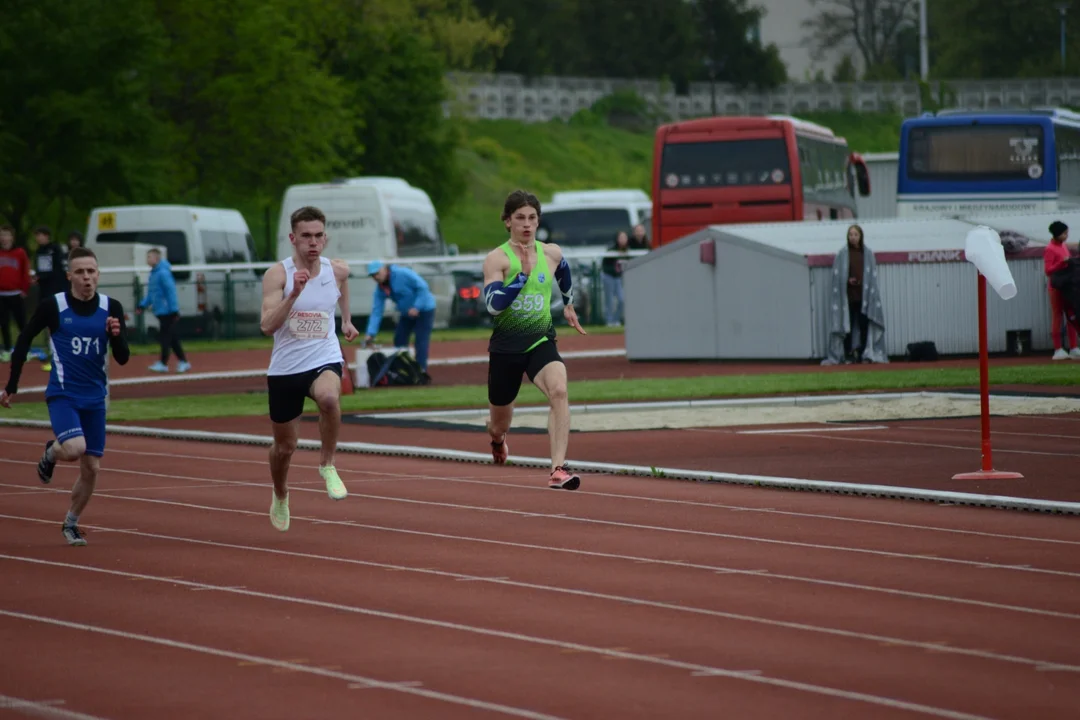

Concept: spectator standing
[[822, 224, 889, 365], [0, 225, 31, 362], [1044, 220, 1080, 360], [138, 249, 190, 373], [32, 226, 68, 370], [600, 230, 631, 326], [630, 223, 650, 250]]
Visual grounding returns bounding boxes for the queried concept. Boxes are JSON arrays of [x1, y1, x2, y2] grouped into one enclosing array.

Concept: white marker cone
[[964, 226, 1017, 300]]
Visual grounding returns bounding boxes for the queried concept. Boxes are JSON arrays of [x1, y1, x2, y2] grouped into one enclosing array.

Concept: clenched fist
[[106, 317, 121, 336], [291, 270, 310, 298]]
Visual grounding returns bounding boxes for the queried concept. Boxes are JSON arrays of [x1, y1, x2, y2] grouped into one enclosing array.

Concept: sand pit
[[386, 393, 1080, 432]]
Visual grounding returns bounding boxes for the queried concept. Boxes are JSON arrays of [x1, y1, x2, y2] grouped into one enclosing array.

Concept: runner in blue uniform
[[0, 247, 130, 546]]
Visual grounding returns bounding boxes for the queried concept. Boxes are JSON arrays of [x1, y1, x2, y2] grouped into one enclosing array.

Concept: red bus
[[651, 115, 872, 247]]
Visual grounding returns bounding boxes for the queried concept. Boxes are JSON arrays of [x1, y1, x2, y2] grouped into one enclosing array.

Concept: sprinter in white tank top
[[259, 206, 359, 532]]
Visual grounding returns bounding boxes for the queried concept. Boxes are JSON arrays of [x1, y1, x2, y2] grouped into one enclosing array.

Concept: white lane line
[[735, 426, 890, 435], [0, 494, 1074, 621], [5, 438, 1077, 546], [0, 694, 110, 720], [896, 426, 1080, 441], [3, 512, 1072, 674], [4, 460, 1077, 580], [779, 433, 1080, 459], [0, 560, 998, 720], [0, 611, 563, 720]]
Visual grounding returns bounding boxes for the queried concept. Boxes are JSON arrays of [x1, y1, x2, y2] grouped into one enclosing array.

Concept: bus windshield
[[906, 124, 1045, 182], [660, 139, 791, 189], [538, 208, 633, 247]]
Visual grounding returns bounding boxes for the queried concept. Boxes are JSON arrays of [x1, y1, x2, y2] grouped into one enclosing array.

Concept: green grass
[[4, 362, 1075, 424], [439, 112, 903, 252], [116, 324, 625, 356]]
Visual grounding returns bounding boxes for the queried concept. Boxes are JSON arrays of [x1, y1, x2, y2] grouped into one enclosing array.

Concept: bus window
[[660, 139, 791, 188], [907, 124, 1044, 181]]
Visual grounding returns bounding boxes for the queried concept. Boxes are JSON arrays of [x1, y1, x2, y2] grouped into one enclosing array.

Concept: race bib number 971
[[511, 293, 545, 313], [287, 310, 330, 339]]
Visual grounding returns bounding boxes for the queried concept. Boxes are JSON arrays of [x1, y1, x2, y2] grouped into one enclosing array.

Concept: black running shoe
[[62, 524, 87, 546], [37, 441, 56, 484]]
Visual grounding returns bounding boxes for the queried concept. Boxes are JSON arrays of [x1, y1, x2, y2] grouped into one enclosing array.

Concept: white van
[[538, 188, 652, 247], [536, 189, 652, 322], [275, 177, 455, 328], [84, 205, 262, 337]]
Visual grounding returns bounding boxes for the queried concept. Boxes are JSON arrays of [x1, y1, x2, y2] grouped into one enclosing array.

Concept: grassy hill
[[441, 111, 903, 252]]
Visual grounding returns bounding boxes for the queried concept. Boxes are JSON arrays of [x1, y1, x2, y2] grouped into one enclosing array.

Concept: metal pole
[[919, 0, 929, 81]]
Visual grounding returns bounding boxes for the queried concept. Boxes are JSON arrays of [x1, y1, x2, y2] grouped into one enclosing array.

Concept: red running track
[[134, 410, 1080, 503], [1, 429, 1079, 719]]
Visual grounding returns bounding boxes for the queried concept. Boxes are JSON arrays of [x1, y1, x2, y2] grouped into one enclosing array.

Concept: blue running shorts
[[47, 397, 107, 457]]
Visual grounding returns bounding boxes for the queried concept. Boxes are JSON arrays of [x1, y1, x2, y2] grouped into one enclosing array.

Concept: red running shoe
[[491, 435, 508, 465], [548, 466, 580, 491]]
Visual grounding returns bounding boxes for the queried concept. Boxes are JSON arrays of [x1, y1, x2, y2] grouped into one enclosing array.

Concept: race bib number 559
[[287, 310, 330, 339], [511, 293, 545, 312]]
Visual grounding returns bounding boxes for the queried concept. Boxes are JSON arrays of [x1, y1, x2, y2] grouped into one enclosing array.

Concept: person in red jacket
[[1045, 220, 1079, 360], [0, 225, 31, 362]]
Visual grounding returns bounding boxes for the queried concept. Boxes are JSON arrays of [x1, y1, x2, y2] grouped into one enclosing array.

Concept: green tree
[[0, 0, 169, 242], [471, 0, 585, 76], [151, 0, 355, 209], [931, 0, 1080, 78], [693, 0, 787, 89]]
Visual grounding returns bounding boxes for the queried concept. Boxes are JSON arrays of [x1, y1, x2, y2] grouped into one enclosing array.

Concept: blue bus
[[896, 107, 1080, 219]]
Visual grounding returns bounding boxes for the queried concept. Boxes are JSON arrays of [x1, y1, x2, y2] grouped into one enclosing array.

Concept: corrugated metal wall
[[854, 153, 898, 220], [810, 257, 1053, 358]]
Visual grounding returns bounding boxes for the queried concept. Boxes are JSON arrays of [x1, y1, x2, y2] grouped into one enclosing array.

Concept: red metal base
[[951, 470, 1025, 480]]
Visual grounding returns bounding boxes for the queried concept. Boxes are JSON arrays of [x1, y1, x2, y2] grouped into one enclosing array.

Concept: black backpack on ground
[[366, 350, 430, 387]]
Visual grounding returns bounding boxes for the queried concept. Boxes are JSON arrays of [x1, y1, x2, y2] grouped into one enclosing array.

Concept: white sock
[[64, 511, 78, 527]]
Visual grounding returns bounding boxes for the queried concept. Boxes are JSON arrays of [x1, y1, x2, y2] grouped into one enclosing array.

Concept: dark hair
[[1050, 220, 1068, 239], [68, 247, 98, 264], [847, 224, 865, 246], [0, 224, 13, 236], [501, 190, 541, 222], [34, 225, 51, 237], [290, 206, 326, 231], [67, 230, 84, 244]]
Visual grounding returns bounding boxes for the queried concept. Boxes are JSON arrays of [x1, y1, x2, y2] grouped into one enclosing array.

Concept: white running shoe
[[270, 492, 290, 532], [1053, 348, 1069, 361]]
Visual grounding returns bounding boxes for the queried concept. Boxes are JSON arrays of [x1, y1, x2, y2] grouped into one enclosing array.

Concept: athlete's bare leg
[[532, 361, 570, 470], [269, 420, 299, 499], [68, 454, 100, 517], [53, 436, 87, 463], [310, 370, 342, 467], [487, 403, 514, 441]]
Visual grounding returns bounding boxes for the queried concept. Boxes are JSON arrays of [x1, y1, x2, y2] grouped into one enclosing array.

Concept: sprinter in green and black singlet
[[481, 190, 587, 490], [487, 238, 556, 355]]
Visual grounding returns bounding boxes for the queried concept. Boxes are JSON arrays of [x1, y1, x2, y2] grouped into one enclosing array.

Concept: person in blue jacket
[[137, 249, 190, 373], [364, 260, 436, 374]]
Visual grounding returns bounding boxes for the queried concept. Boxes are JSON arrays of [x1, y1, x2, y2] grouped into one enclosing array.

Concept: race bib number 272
[[287, 310, 330, 339]]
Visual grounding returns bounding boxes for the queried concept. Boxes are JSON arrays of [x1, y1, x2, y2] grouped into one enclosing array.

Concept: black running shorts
[[267, 363, 343, 424], [487, 340, 562, 407]]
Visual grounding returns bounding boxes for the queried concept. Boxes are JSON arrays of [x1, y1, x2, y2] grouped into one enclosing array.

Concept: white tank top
[[267, 257, 344, 376]]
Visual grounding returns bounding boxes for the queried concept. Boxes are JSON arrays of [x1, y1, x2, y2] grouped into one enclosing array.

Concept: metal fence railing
[[64, 249, 652, 345]]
